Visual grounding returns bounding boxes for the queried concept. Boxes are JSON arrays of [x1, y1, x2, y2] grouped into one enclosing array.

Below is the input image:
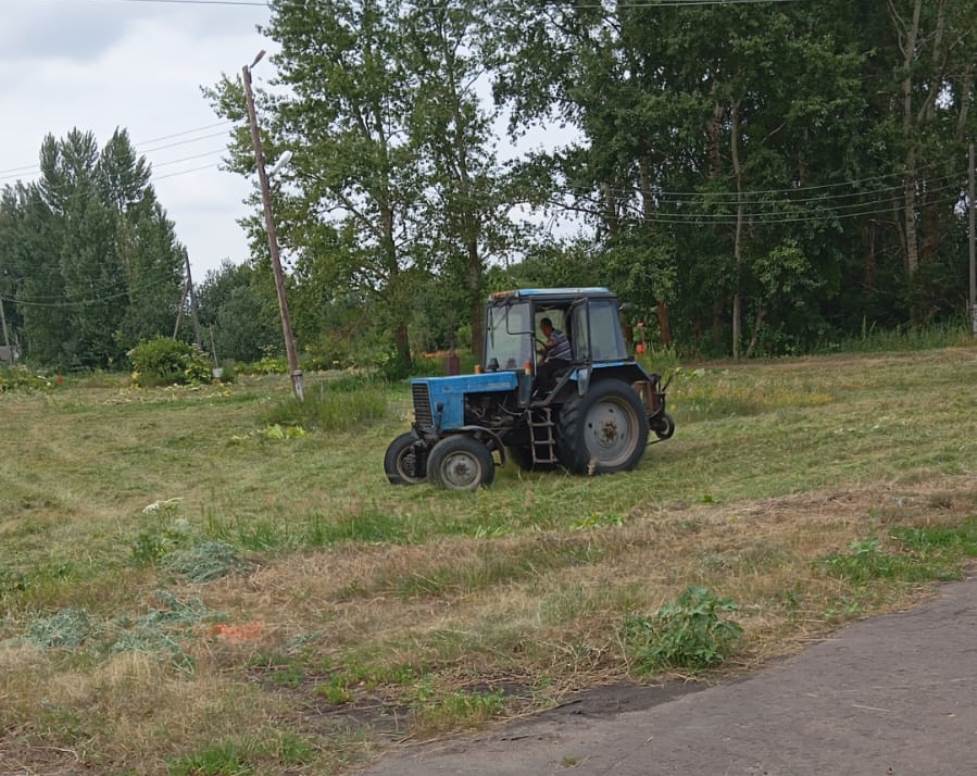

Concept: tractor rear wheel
[[557, 379, 648, 475], [428, 435, 495, 491], [384, 431, 427, 485]]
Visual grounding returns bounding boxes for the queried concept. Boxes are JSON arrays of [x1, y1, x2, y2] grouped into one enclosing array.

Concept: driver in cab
[[536, 317, 572, 391]]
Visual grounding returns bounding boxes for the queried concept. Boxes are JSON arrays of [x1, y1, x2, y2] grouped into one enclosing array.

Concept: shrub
[[130, 337, 212, 387], [623, 586, 743, 672], [262, 383, 388, 432], [0, 366, 55, 393], [239, 355, 287, 375]]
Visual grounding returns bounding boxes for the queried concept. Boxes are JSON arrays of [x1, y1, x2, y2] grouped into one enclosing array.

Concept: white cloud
[[1, 0, 273, 277]]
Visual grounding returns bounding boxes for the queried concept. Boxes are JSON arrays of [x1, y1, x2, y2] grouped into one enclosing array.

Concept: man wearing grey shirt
[[536, 317, 572, 391]]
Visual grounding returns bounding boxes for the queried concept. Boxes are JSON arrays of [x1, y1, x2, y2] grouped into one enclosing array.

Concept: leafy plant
[[27, 608, 93, 649], [623, 586, 743, 672], [131, 511, 194, 565], [130, 337, 212, 387], [0, 366, 55, 393]]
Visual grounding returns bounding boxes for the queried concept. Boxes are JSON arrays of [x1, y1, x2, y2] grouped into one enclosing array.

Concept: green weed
[[317, 678, 354, 705], [820, 538, 954, 584], [262, 385, 388, 432], [623, 587, 743, 672], [168, 742, 253, 776], [891, 519, 977, 555], [414, 690, 506, 731]]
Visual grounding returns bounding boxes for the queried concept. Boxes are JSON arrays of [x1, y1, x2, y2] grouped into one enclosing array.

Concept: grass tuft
[[820, 538, 954, 584], [262, 382, 388, 432]]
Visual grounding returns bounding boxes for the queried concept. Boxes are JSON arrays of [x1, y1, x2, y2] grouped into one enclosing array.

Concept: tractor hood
[[410, 372, 519, 430]]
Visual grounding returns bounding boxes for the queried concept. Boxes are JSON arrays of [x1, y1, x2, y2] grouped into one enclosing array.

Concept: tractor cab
[[484, 287, 629, 375], [385, 288, 674, 491]]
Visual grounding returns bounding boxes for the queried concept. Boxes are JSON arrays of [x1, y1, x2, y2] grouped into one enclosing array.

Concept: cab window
[[589, 300, 627, 361]]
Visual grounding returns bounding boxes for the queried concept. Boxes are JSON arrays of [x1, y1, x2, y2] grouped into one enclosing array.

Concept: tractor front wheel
[[384, 431, 427, 485], [557, 379, 648, 475], [428, 435, 495, 491]]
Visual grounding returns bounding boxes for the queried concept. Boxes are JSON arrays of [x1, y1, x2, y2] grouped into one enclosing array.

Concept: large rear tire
[[428, 435, 496, 491], [384, 431, 427, 485], [557, 379, 648, 475]]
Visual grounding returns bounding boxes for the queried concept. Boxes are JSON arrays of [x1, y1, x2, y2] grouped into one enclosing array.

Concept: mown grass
[[2, 346, 977, 774]]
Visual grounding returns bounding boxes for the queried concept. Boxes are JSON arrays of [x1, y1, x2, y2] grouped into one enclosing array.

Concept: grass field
[[3, 346, 977, 774]]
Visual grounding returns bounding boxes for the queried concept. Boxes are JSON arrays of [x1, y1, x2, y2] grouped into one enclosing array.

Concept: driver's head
[[540, 317, 554, 337]]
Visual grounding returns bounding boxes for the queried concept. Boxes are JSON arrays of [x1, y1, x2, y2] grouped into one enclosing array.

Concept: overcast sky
[[1, 0, 577, 282], [1, 0, 272, 279]]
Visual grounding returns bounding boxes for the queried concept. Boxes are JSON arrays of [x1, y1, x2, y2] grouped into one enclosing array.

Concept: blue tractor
[[384, 288, 674, 491]]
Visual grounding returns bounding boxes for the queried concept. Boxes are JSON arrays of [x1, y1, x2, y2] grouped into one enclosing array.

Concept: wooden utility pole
[[184, 253, 204, 350], [969, 143, 976, 336], [730, 101, 743, 359], [0, 296, 12, 363], [173, 279, 190, 339], [242, 52, 304, 401]]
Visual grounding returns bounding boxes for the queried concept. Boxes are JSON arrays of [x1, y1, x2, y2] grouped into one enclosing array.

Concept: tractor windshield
[[485, 301, 533, 371]]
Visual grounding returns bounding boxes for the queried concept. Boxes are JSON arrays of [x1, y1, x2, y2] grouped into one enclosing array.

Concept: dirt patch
[[535, 680, 706, 721]]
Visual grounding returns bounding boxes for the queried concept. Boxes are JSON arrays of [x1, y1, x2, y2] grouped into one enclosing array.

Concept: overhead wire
[[0, 125, 237, 181], [545, 192, 964, 226], [555, 178, 965, 218]]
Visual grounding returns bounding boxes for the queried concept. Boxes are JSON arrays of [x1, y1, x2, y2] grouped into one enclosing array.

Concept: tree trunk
[[894, 0, 923, 276], [864, 220, 877, 292], [656, 300, 673, 349], [730, 101, 744, 360], [601, 182, 619, 238], [745, 305, 765, 359], [394, 321, 410, 370], [468, 239, 483, 364]]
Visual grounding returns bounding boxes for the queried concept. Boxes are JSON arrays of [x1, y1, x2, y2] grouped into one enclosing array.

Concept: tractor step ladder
[[529, 407, 558, 465]]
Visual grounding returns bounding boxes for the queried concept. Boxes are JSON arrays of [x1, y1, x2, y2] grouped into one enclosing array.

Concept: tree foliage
[[0, 130, 186, 368]]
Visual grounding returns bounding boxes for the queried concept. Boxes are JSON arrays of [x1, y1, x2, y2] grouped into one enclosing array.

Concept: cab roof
[[489, 287, 616, 303]]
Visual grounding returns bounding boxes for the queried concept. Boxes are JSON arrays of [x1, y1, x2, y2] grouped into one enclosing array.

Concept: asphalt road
[[364, 576, 977, 775]]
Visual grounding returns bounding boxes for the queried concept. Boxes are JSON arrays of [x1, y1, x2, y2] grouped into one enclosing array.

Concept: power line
[[152, 148, 227, 169], [137, 120, 234, 146], [547, 193, 963, 225], [559, 163, 950, 201], [154, 162, 223, 180], [0, 121, 233, 175], [561, 177, 964, 215], [0, 130, 234, 181]]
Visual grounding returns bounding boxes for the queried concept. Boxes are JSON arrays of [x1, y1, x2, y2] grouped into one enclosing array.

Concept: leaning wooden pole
[[242, 55, 304, 401]]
